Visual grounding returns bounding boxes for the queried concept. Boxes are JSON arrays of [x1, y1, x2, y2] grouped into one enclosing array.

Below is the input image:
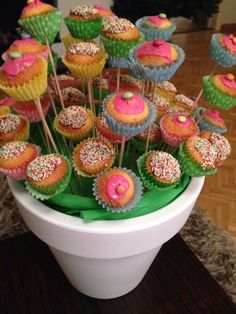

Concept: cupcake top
[[20, 0, 55, 19], [137, 123, 161, 143], [49, 74, 80, 90], [212, 73, 236, 97], [64, 42, 103, 65], [69, 5, 100, 19], [204, 132, 231, 162], [93, 4, 115, 17], [61, 87, 86, 106], [220, 34, 236, 55], [143, 13, 172, 29], [148, 151, 181, 183], [161, 113, 198, 136], [152, 94, 170, 111], [96, 114, 123, 143], [174, 94, 195, 110], [135, 39, 178, 66], [0, 114, 20, 134], [156, 81, 177, 94], [57, 106, 88, 129], [1, 54, 37, 76], [0, 141, 27, 160], [120, 75, 142, 89], [202, 109, 226, 129]]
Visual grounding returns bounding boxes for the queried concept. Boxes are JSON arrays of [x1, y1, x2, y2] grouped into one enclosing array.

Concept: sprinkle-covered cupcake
[[101, 16, 142, 58], [160, 113, 199, 147], [136, 13, 176, 41], [132, 123, 162, 151], [209, 33, 236, 68], [137, 150, 181, 189], [54, 106, 94, 141], [26, 154, 72, 200], [95, 114, 124, 144], [48, 74, 80, 91], [60, 87, 86, 107], [103, 91, 156, 137], [93, 167, 143, 212], [178, 135, 218, 176], [203, 73, 236, 110], [0, 114, 30, 146], [150, 94, 170, 121], [172, 94, 196, 113], [200, 131, 231, 166], [0, 141, 40, 180], [129, 39, 185, 82], [196, 108, 227, 134], [108, 74, 142, 94], [155, 81, 177, 101], [73, 137, 115, 177], [64, 5, 102, 40], [62, 42, 107, 79]]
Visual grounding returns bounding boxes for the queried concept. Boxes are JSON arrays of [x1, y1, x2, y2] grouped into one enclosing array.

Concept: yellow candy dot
[[178, 115, 187, 123]]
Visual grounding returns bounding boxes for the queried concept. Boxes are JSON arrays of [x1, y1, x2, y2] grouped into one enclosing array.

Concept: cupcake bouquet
[[0, 1, 234, 220]]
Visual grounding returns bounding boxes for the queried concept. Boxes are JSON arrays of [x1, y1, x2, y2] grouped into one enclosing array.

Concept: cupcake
[[18, 0, 62, 45], [129, 39, 185, 82], [92, 77, 109, 101], [64, 5, 102, 40], [108, 74, 142, 93], [136, 13, 176, 41], [13, 96, 50, 123], [60, 87, 87, 107], [0, 53, 47, 101], [155, 81, 177, 101], [196, 107, 227, 134], [0, 106, 11, 116], [200, 131, 231, 166], [209, 33, 236, 68], [178, 135, 218, 177], [132, 123, 162, 152], [62, 42, 107, 79], [149, 94, 170, 121], [48, 74, 80, 91], [172, 94, 196, 113], [160, 113, 199, 147], [203, 73, 236, 110], [137, 150, 181, 190], [96, 114, 124, 144], [0, 141, 40, 180], [54, 106, 94, 141], [103, 91, 156, 137], [73, 137, 115, 177], [93, 4, 115, 18], [93, 167, 143, 213], [25, 154, 72, 200], [0, 114, 30, 146], [101, 16, 142, 58]]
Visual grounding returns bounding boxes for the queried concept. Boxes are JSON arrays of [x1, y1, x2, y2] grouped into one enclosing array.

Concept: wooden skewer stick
[[87, 80, 96, 137], [34, 97, 59, 154], [36, 123, 50, 153], [118, 136, 126, 167], [46, 39, 65, 110], [47, 87, 57, 116], [145, 84, 156, 153], [116, 57, 121, 92]]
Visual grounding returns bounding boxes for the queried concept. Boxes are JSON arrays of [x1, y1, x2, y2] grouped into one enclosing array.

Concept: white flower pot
[[8, 177, 204, 299]]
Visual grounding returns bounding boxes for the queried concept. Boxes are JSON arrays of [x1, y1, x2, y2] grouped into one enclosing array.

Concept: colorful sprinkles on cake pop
[[193, 138, 217, 169], [0, 114, 20, 133], [68, 42, 100, 55], [0, 141, 27, 160], [150, 151, 181, 182], [27, 155, 61, 182], [103, 17, 134, 33], [209, 132, 231, 161], [58, 106, 87, 129], [70, 5, 99, 17], [80, 139, 113, 167]]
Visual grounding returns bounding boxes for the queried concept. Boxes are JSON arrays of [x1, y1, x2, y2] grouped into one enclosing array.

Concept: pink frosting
[[105, 174, 130, 200], [135, 39, 172, 63], [93, 4, 114, 14], [220, 75, 236, 89], [12, 38, 38, 47], [22, 0, 44, 15], [114, 94, 145, 114], [172, 114, 192, 127], [223, 34, 236, 54], [0, 97, 15, 107], [1, 54, 37, 76], [147, 16, 168, 25], [206, 110, 224, 124]]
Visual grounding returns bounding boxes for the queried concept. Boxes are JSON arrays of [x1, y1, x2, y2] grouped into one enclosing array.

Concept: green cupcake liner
[[64, 16, 102, 40], [25, 156, 72, 200], [131, 138, 160, 152], [101, 35, 143, 58], [178, 143, 217, 177], [18, 11, 62, 45], [203, 76, 236, 110], [137, 152, 180, 190], [47, 50, 58, 76]]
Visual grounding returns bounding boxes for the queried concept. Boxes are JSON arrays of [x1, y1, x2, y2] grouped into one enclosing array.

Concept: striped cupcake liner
[[64, 17, 102, 40], [108, 55, 129, 68]]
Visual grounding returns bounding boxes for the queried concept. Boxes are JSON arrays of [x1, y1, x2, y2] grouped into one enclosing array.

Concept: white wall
[[216, 0, 236, 30]]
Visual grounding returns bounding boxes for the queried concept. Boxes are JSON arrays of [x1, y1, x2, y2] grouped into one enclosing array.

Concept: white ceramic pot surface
[[8, 177, 204, 299]]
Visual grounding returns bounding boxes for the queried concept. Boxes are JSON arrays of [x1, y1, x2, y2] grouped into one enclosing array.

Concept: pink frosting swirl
[[1, 54, 37, 76], [114, 93, 145, 114], [220, 75, 236, 89], [147, 16, 168, 25], [172, 114, 192, 127], [105, 174, 130, 200], [135, 39, 172, 63], [223, 34, 236, 54], [206, 110, 224, 124]]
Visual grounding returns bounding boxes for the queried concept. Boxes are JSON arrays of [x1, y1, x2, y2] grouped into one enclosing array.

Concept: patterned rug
[[0, 174, 236, 303]]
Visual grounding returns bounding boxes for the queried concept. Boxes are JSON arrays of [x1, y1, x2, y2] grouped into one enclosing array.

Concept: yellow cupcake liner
[[53, 109, 94, 141], [61, 34, 95, 49], [62, 52, 108, 79], [0, 58, 47, 102]]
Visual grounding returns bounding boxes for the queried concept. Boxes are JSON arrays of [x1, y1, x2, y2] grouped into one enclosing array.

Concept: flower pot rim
[[8, 177, 204, 235]]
